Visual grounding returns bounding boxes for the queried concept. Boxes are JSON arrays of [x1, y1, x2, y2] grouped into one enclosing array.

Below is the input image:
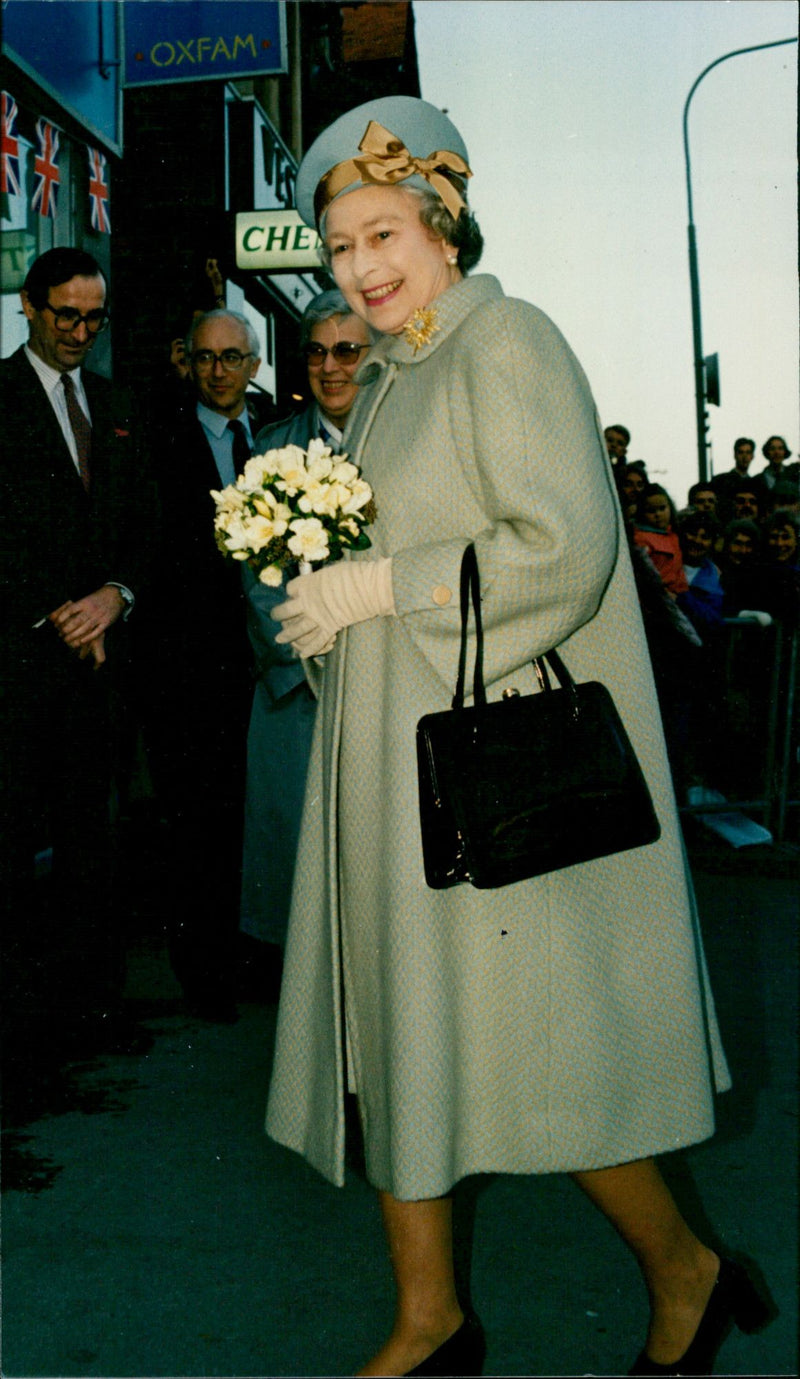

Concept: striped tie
[[62, 372, 91, 491]]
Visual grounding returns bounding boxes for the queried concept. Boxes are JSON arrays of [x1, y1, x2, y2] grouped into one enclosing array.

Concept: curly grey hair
[[299, 289, 358, 346]]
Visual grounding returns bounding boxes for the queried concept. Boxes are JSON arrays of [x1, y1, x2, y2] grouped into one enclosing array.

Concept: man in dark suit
[[711, 438, 764, 523], [138, 309, 261, 1021], [0, 247, 151, 1059]]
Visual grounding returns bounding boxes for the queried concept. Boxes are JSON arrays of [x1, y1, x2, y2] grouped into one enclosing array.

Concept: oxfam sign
[[123, 1, 287, 87]]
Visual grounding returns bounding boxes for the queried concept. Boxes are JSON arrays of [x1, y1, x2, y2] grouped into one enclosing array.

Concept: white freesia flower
[[242, 454, 276, 489], [330, 460, 359, 486], [306, 451, 335, 483], [223, 515, 254, 558], [272, 446, 310, 496], [211, 441, 374, 580], [306, 437, 335, 462], [298, 481, 341, 518], [244, 513, 286, 553], [252, 492, 291, 525], [287, 517, 330, 564], [211, 484, 247, 512], [341, 478, 373, 514]]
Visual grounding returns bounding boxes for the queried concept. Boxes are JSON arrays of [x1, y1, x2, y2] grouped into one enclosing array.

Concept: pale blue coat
[[265, 276, 730, 1199]]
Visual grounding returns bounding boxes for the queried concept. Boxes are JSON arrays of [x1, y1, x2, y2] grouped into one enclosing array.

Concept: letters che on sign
[[236, 210, 323, 271]]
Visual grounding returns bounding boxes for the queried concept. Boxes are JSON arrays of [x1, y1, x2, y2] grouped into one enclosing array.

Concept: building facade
[[3, 1, 420, 418]]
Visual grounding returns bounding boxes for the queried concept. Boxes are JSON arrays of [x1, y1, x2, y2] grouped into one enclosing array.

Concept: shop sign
[[123, 1, 287, 87], [236, 210, 321, 271], [257, 119, 297, 210]]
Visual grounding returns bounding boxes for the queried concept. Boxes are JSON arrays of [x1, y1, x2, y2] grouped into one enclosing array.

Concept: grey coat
[[265, 275, 730, 1200]]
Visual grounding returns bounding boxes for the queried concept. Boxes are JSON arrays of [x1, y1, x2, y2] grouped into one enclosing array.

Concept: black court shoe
[[405, 1312, 486, 1377], [629, 1256, 774, 1375]]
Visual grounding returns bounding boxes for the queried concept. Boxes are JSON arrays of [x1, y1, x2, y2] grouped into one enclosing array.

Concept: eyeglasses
[[191, 350, 254, 372], [302, 342, 369, 367], [43, 302, 110, 334]]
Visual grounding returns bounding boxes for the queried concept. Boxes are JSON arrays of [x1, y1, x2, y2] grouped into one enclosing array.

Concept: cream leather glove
[[272, 557, 395, 657]]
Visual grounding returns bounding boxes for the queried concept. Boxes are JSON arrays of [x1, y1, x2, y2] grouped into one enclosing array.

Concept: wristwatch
[[108, 583, 135, 616]]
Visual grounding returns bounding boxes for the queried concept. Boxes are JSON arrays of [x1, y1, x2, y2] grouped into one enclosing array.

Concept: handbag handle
[[453, 544, 580, 713], [454, 542, 486, 709]]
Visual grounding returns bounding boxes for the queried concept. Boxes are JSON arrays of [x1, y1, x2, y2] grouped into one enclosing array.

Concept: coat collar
[[356, 274, 505, 377]]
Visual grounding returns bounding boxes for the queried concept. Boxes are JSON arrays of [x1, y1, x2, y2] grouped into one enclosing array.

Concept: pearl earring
[[448, 255, 458, 265]]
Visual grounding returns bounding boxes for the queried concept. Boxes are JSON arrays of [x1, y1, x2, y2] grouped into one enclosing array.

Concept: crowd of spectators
[[605, 427, 798, 802]]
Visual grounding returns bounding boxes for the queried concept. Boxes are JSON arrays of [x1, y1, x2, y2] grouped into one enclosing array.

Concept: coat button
[[432, 584, 452, 606]]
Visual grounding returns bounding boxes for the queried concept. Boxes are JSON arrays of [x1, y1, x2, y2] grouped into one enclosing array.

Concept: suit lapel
[[184, 410, 237, 492], [13, 350, 87, 494]]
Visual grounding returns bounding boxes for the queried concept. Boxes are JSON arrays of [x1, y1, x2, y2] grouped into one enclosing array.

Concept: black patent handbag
[[416, 544, 661, 889]]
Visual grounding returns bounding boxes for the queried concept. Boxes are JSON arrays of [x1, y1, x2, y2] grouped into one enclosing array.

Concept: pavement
[[1, 816, 797, 1379]]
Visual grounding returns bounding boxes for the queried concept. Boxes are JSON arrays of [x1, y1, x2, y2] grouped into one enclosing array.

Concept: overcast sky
[[414, 0, 797, 503]]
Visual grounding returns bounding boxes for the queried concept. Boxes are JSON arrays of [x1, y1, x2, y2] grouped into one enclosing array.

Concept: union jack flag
[[1, 90, 22, 197], [87, 144, 110, 233], [32, 117, 60, 218]]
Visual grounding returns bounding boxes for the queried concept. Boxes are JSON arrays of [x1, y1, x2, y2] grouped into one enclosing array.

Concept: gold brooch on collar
[[402, 307, 440, 353]]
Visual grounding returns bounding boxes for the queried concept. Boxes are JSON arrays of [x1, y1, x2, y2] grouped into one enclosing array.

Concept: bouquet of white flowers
[[211, 438, 376, 587]]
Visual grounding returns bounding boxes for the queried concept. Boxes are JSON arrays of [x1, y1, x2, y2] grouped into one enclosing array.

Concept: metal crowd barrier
[[678, 617, 798, 844]]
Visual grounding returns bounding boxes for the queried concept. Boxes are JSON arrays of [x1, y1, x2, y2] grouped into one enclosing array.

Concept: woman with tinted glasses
[[264, 98, 769, 1377]]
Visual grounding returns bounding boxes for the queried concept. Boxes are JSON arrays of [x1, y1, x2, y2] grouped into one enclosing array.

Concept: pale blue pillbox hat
[[295, 95, 472, 231]]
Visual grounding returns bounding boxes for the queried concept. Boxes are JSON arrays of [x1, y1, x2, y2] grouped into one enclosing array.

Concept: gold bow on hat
[[315, 120, 472, 224]]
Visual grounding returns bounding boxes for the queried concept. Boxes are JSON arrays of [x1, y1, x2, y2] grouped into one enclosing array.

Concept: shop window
[[2, 109, 111, 372]]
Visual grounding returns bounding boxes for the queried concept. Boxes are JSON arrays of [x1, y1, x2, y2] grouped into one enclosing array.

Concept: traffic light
[[704, 353, 721, 407]]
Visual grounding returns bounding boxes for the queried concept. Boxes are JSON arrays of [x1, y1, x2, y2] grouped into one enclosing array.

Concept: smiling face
[[767, 522, 798, 563], [306, 313, 370, 424], [682, 525, 713, 564], [21, 273, 106, 373], [765, 437, 788, 466], [325, 183, 460, 335], [190, 316, 260, 417]]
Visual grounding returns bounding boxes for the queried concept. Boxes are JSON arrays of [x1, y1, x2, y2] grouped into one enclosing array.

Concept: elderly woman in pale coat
[[268, 97, 768, 1377]]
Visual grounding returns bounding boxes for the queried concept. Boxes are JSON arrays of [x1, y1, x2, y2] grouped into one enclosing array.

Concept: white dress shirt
[[197, 401, 256, 487], [24, 344, 91, 474]]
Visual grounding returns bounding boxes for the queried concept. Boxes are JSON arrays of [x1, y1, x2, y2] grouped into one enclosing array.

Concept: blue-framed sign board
[[2, 0, 123, 155], [123, 1, 287, 88]]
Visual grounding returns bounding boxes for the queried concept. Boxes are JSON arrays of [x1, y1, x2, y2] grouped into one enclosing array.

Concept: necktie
[[228, 418, 251, 475], [62, 372, 91, 491]]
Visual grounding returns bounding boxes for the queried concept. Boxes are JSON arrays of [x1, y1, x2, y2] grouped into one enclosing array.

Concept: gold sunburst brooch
[[402, 307, 440, 353]]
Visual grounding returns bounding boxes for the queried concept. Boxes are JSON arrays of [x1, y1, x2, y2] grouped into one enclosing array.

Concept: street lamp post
[[683, 36, 797, 483]]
